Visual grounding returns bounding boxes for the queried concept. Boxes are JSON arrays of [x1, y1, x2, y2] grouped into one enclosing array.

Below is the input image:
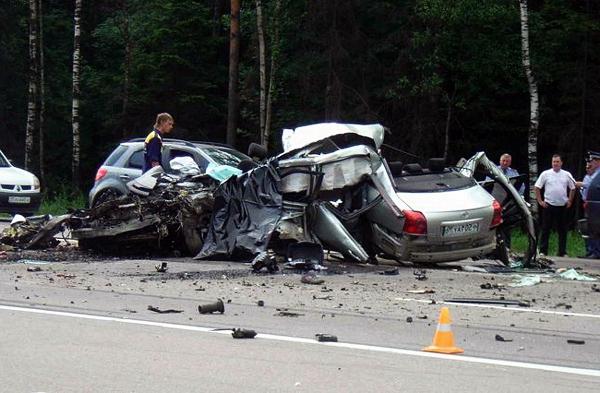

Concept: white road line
[[394, 297, 600, 319], [1, 304, 599, 377]]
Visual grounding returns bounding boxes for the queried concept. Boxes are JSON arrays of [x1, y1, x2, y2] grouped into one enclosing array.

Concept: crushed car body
[[0, 127, 534, 268], [197, 122, 535, 266]]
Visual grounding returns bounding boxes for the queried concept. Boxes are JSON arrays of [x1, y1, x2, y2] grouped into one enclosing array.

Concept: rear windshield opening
[[394, 170, 476, 192], [103, 145, 128, 166]]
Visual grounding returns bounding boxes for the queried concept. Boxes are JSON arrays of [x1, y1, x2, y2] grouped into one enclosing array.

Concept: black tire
[[92, 188, 123, 208]]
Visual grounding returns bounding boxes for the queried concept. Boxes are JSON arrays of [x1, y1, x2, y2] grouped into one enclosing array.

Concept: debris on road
[[380, 268, 399, 275], [275, 309, 304, 317], [198, 299, 225, 314], [26, 266, 42, 272], [480, 282, 505, 290], [18, 259, 50, 265], [445, 298, 530, 307], [232, 328, 257, 339], [315, 334, 338, 342], [147, 305, 183, 314], [567, 339, 585, 345], [509, 275, 542, 287], [557, 268, 596, 281], [495, 334, 513, 342], [301, 273, 324, 285], [155, 262, 168, 272], [413, 270, 428, 281], [0, 214, 69, 249], [406, 288, 435, 294]]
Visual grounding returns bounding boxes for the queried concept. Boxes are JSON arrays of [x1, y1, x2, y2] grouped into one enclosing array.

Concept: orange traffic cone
[[422, 307, 464, 354]]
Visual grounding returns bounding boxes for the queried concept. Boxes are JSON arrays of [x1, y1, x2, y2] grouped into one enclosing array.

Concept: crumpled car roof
[[281, 123, 385, 152]]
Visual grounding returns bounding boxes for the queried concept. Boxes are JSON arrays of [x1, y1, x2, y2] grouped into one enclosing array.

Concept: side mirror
[[247, 142, 267, 161]]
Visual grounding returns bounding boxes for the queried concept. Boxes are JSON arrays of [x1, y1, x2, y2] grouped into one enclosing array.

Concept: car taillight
[[95, 167, 108, 182], [403, 210, 427, 235], [490, 200, 503, 228]]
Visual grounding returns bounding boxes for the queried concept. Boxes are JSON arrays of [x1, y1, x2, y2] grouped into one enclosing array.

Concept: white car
[[0, 149, 41, 216]]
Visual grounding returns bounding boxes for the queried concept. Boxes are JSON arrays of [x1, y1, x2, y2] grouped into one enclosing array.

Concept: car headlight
[[33, 176, 40, 191]]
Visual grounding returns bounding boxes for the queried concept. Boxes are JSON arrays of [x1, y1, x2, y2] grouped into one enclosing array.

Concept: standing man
[[576, 151, 600, 258], [534, 154, 576, 257], [143, 113, 174, 173], [497, 153, 522, 249], [498, 153, 525, 195]]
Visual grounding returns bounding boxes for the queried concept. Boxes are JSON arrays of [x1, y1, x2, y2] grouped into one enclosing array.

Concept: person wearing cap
[[143, 113, 174, 173], [534, 154, 576, 257], [577, 151, 600, 258]]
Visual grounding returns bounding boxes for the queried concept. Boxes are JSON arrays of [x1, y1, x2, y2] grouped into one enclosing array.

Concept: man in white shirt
[[534, 154, 576, 257]]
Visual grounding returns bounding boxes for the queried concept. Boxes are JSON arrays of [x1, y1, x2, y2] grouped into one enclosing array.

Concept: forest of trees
[[1, 0, 599, 192]]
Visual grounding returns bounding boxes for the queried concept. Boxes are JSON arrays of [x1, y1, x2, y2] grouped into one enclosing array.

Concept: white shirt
[[534, 168, 575, 206]]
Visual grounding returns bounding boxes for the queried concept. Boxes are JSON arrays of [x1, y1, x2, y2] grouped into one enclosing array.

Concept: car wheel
[[92, 188, 123, 208]]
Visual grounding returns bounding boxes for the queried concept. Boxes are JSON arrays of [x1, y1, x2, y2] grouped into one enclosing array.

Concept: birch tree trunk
[[519, 0, 539, 213], [38, 0, 45, 183], [255, 0, 267, 146], [72, 0, 82, 185], [443, 95, 452, 162], [119, 0, 131, 138], [226, 0, 240, 147], [25, 0, 39, 171], [264, 0, 281, 150]]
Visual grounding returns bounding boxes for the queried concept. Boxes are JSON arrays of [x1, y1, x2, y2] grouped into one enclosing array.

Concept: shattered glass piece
[[206, 163, 242, 183], [508, 275, 542, 287], [558, 268, 596, 281]]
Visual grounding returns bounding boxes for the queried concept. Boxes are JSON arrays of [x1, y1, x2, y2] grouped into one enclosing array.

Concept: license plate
[[8, 196, 30, 204], [442, 222, 479, 237]]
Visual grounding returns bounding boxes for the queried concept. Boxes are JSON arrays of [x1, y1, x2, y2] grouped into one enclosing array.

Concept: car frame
[[89, 138, 250, 207], [199, 123, 532, 266], [0, 148, 42, 216]]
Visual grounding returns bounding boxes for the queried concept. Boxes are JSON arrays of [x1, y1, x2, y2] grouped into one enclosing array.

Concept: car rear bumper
[[407, 242, 497, 262], [371, 222, 496, 262], [0, 192, 42, 215]]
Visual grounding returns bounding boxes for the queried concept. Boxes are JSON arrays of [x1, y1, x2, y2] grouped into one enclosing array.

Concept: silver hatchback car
[[89, 138, 250, 207]]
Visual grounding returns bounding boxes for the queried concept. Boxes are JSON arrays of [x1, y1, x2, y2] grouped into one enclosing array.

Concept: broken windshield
[[203, 147, 247, 167]]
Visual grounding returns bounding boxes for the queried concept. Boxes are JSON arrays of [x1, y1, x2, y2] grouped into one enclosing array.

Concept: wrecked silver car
[[197, 123, 535, 267]]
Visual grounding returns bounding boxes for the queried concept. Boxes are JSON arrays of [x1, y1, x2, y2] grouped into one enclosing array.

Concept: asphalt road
[[1, 308, 598, 393], [1, 219, 600, 391]]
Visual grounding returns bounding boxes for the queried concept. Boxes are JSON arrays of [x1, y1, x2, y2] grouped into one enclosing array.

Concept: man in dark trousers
[[534, 154, 576, 257], [143, 113, 174, 173]]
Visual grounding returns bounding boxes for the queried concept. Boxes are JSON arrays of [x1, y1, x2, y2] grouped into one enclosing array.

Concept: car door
[[114, 147, 144, 185]]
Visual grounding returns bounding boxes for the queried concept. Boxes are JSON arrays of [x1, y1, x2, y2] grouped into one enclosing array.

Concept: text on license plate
[[8, 196, 30, 204], [442, 222, 479, 237]]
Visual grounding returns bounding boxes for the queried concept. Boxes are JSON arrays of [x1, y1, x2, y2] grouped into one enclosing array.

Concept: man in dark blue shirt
[[143, 113, 174, 173]]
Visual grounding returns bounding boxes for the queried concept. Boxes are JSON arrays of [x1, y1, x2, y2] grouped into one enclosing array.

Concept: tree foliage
[[1, 0, 600, 189]]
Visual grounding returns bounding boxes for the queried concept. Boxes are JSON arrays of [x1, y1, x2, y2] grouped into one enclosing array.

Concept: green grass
[[38, 184, 86, 216], [511, 229, 586, 257]]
